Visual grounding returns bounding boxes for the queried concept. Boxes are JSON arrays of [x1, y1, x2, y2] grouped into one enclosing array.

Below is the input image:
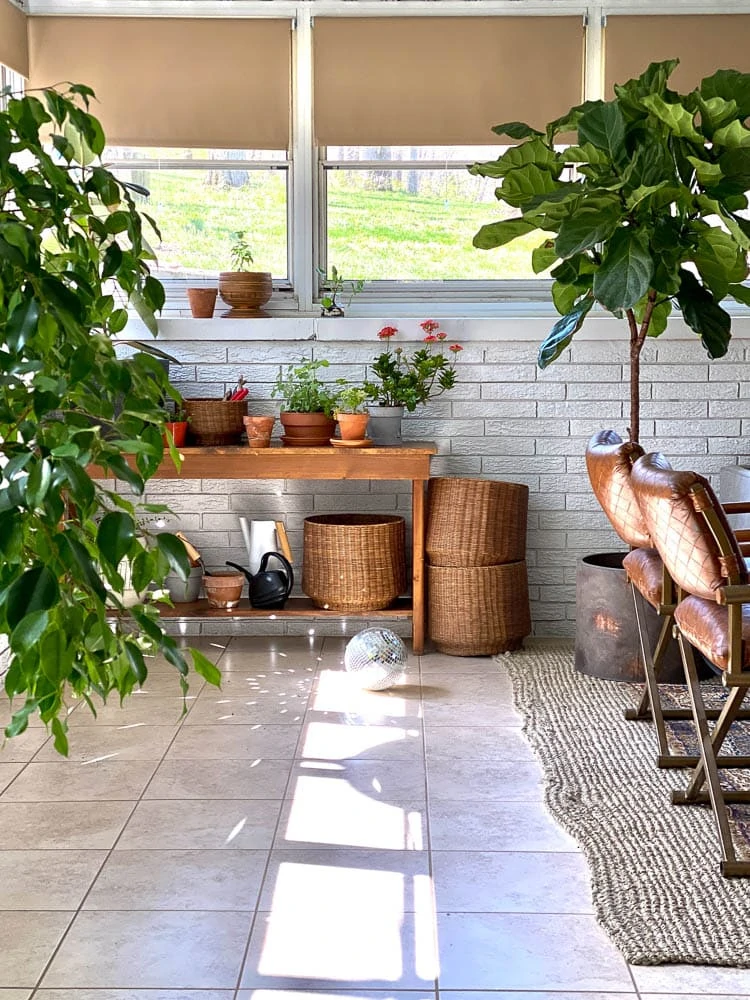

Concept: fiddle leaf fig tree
[[0, 84, 221, 754], [471, 59, 750, 443]]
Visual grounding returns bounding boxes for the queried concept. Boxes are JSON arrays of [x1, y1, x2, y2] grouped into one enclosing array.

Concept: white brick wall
[[140, 331, 750, 638]]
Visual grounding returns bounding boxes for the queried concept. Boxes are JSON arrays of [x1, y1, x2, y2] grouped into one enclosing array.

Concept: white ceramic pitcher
[[239, 517, 278, 575]]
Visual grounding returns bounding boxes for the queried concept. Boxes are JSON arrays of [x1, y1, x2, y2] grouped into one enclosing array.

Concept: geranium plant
[[364, 321, 463, 412]]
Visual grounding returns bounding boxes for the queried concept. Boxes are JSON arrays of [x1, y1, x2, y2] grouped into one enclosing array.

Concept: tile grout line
[[25, 644, 217, 997]]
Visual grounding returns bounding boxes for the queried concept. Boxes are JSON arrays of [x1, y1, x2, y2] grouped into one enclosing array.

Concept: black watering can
[[226, 552, 294, 610]]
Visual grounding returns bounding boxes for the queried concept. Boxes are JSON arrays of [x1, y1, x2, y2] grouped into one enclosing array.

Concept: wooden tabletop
[[92, 442, 438, 481]]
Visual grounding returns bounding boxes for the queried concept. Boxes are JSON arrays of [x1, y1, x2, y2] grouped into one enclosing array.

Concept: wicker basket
[[427, 561, 531, 655], [426, 477, 529, 567], [183, 398, 248, 446], [303, 514, 406, 612]]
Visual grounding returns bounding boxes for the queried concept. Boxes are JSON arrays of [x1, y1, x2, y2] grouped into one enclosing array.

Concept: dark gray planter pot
[[367, 404, 404, 445]]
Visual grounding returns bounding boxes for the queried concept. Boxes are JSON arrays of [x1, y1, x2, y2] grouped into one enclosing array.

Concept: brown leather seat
[[585, 431, 683, 765], [631, 453, 750, 877]]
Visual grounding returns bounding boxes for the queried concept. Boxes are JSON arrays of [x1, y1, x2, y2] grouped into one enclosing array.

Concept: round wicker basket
[[183, 398, 248, 446], [426, 477, 529, 567], [427, 560, 531, 655], [303, 514, 406, 612]]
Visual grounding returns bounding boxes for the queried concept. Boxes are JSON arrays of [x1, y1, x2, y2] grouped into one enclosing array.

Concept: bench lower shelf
[[156, 596, 413, 619]]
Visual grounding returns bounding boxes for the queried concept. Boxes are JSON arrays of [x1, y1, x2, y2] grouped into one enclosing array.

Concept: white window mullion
[[292, 7, 315, 313]]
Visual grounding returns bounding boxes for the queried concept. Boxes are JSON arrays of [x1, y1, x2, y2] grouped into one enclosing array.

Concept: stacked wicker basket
[[426, 477, 531, 655]]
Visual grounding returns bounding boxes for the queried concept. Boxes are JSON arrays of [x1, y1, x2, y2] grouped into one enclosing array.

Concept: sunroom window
[[105, 147, 290, 285]]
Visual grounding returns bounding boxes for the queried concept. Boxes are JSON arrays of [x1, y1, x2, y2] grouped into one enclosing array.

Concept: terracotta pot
[[203, 571, 245, 609], [243, 415, 275, 447], [335, 411, 370, 441], [186, 287, 218, 319], [279, 411, 336, 447], [218, 271, 273, 316], [163, 421, 188, 447]]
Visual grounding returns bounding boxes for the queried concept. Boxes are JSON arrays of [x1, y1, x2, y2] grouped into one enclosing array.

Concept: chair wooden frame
[[632, 460, 750, 877]]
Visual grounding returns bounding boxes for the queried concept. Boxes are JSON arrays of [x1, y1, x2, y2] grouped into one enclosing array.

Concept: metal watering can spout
[[226, 551, 294, 609]]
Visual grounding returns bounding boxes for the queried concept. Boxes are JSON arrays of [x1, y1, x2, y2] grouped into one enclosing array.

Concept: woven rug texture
[[501, 639, 750, 967]]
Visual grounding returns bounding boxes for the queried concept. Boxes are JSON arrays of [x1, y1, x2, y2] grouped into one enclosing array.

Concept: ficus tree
[[0, 83, 220, 753], [472, 59, 750, 443]]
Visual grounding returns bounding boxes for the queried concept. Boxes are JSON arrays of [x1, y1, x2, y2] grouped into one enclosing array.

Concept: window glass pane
[[325, 164, 543, 281], [106, 149, 288, 280]]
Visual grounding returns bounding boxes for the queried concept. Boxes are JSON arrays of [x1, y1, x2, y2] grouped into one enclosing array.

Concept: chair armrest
[[722, 501, 750, 515], [716, 584, 750, 605]]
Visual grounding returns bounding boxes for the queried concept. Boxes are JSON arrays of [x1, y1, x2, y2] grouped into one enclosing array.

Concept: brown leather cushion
[[585, 430, 651, 548], [631, 454, 748, 601], [674, 595, 750, 671], [623, 547, 664, 609]]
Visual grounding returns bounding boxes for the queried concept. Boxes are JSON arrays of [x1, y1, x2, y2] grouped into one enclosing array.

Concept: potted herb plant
[[271, 357, 339, 446], [334, 384, 370, 442], [163, 404, 189, 448], [317, 264, 365, 317], [218, 230, 273, 317], [0, 82, 220, 752], [364, 322, 463, 444]]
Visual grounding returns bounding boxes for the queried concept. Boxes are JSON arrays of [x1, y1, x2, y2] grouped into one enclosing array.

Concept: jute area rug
[[500, 639, 750, 967]]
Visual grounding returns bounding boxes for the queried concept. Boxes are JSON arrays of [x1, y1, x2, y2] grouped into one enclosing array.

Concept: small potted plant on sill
[[334, 384, 370, 443], [317, 264, 365, 317], [271, 357, 339, 447], [218, 230, 273, 317], [364, 322, 463, 444]]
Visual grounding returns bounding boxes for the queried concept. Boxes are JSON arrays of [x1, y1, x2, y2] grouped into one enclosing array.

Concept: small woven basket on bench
[[183, 398, 248, 446], [428, 561, 531, 655], [303, 514, 406, 612]]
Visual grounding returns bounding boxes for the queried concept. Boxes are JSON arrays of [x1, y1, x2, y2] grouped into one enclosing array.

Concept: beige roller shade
[[314, 16, 585, 146], [605, 15, 750, 96], [0, 0, 28, 78], [28, 17, 291, 148]]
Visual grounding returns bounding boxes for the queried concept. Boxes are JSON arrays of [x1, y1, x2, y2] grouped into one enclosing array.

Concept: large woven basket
[[426, 477, 529, 567], [427, 560, 531, 655], [183, 398, 248, 446], [303, 514, 406, 612]]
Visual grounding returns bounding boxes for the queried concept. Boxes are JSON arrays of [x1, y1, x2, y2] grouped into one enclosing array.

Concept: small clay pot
[[203, 571, 245, 609], [243, 415, 275, 448], [187, 287, 218, 319], [335, 411, 370, 441]]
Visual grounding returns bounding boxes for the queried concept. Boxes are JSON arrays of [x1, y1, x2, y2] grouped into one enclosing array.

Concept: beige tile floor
[[1, 635, 750, 997]]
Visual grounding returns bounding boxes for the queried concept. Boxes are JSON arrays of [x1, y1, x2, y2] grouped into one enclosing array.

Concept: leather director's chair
[[586, 430, 692, 767], [631, 453, 750, 877]]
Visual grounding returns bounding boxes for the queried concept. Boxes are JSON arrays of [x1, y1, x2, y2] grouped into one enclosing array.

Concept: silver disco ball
[[344, 628, 408, 690]]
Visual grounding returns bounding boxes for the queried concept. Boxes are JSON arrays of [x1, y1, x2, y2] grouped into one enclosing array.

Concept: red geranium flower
[[423, 334, 437, 343], [378, 326, 398, 339], [449, 344, 463, 353], [420, 319, 440, 335]]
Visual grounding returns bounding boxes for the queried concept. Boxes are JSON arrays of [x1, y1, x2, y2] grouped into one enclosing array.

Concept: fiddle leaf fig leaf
[[491, 121, 544, 140], [676, 268, 732, 359], [472, 218, 537, 250], [593, 228, 653, 312], [728, 283, 750, 306], [538, 295, 594, 369], [555, 199, 622, 258], [578, 102, 627, 164], [641, 94, 702, 142]]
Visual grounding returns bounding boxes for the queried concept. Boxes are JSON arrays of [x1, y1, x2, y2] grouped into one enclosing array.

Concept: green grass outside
[[133, 168, 545, 282]]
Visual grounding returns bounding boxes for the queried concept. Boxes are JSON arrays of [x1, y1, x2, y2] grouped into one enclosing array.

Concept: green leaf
[[700, 69, 750, 119], [51, 717, 69, 757], [6, 566, 60, 630], [712, 120, 750, 148], [593, 228, 654, 312], [676, 268, 732, 359], [531, 240, 559, 275], [105, 455, 144, 494], [123, 641, 148, 684], [58, 535, 108, 602], [613, 60, 680, 113], [686, 156, 723, 188], [728, 283, 750, 306], [190, 647, 222, 688], [499, 164, 560, 208], [538, 295, 595, 369], [97, 512, 136, 568], [156, 533, 190, 582], [10, 609, 49, 652], [6, 298, 40, 352], [472, 218, 537, 250], [25, 458, 52, 509], [641, 94, 702, 142], [129, 289, 159, 337], [578, 102, 627, 164], [693, 227, 747, 299], [491, 121, 543, 140], [555, 199, 622, 258], [634, 295, 672, 338], [563, 143, 612, 166]]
